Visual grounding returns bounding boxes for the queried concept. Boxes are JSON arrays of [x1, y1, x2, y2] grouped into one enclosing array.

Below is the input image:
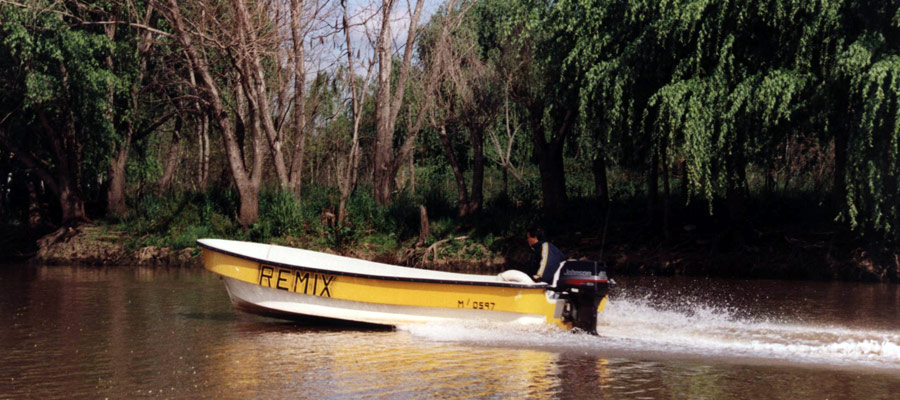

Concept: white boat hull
[[222, 276, 552, 326]]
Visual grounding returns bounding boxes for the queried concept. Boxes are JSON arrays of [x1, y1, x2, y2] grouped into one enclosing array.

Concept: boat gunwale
[[198, 240, 549, 290]]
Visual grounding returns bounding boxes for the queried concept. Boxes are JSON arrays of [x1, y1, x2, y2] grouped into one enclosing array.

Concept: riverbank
[[26, 225, 200, 267], [13, 221, 899, 283], [565, 217, 900, 283], [18, 223, 505, 272]]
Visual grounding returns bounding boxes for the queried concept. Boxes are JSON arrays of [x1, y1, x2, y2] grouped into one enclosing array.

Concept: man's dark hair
[[526, 226, 545, 241]]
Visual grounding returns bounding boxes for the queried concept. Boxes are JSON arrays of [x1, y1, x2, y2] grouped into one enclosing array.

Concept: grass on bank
[[108, 175, 878, 267], [4, 165, 895, 280], [116, 184, 477, 254], [109, 180, 589, 267]]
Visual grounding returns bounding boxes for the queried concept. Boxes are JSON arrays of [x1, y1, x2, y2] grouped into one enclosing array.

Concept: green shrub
[[251, 189, 304, 241], [298, 184, 337, 234], [119, 188, 243, 249], [169, 224, 212, 249]]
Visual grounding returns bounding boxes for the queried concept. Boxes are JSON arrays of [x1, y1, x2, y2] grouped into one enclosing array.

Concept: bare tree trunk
[[236, 184, 260, 225], [232, 0, 288, 187], [288, 0, 308, 198], [336, 0, 374, 225], [56, 62, 88, 224], [59, 184, 87, 223], [385, 0, 475, 201], [197, 112, 210, 189], [502, 168, 508, 194], [103, 20, 127, 218], [187, 63, 210, 191], [417, 205, 429, 246], [409, 151, 416, 194], [162, 0, 264, 226], [373, 0, 426, 205], [537, 146, 567, 218], [105, 3, 156, 218], [530, 106, 571, 219], [468, 123, 484, 214], [107, 144, 129, 216], [490, 94, 525, 190], [438, 123, 470, 216], [158, 119, 182, 193], [26, 178, 43, 229], [46, 104, 87, 224], [372, 0, 395, 205]]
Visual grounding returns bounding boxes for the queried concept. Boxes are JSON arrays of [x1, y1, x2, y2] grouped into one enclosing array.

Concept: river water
[[1, 265, 898, 399]]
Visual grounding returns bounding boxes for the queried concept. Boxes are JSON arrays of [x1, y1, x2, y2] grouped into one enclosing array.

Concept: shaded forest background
[[1, 0, 899, 281]]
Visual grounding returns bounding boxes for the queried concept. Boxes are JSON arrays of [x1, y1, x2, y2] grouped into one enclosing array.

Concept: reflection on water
[[213, 328, 563, 399], [1, 265, 899, 399]]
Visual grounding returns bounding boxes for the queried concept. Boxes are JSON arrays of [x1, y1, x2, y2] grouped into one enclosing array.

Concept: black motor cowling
[[553, 260, 610, 334]]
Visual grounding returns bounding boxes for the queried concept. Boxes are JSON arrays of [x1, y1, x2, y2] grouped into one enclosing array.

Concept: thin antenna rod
[[598, 199, 612, 261]]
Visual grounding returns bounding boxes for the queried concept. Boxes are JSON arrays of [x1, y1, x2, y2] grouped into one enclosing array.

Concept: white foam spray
[[400, 294, 900, 370]]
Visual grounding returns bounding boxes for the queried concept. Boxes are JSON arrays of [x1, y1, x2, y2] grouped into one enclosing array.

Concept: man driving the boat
[[525, 227, 565, 284]]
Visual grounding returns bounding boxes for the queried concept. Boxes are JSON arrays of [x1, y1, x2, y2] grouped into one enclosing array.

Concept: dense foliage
[[1, 0, 899, 277], [556, 0, 900, 242]]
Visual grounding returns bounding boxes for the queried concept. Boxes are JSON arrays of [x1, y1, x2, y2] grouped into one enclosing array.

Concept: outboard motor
[[553, 260, 611, 334]]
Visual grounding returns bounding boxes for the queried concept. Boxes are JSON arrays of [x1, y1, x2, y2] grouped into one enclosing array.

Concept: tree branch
[[0, 0, 174, 38], [133, 110, 177, 142], [0, 128, 61, 196]]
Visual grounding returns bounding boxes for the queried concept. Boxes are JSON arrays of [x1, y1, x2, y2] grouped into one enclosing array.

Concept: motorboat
[[197, 238, 611, 333]]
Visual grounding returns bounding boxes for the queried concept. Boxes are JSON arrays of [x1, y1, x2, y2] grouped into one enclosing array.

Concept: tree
[[103, 1, 166, 216], [372, 0, 426, 205], [486, 90, 527, 192], [0, 1, 119, 224], [558, 0, 900, 244], [155, 0, 269, 226], [286, 0, 333, 199], [491, 0, 579, 218], [335, 0, 376, 225], [420, 0, 485, 215]]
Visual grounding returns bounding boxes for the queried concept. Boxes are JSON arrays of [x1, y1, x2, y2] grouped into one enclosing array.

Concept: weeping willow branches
[[555, 0, 900, 241]]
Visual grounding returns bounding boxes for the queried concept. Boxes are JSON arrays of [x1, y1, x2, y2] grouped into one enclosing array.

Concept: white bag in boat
[[497, 269, 534, 283]]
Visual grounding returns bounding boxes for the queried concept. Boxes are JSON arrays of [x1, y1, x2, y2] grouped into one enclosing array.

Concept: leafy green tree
[[0, 1, 118, 224], [101, 1, 168, 217], [472, 0, 583, 219], [557, 0, 900, 242]]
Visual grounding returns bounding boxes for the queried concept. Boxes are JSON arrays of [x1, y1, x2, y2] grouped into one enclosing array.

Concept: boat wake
[[400, 294, 900, 371]]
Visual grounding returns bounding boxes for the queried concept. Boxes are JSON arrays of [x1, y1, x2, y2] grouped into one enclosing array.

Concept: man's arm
[[533, 242, 549, 280]]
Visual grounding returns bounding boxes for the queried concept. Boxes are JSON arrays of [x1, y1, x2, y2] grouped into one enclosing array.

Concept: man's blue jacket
[[528, 240, 565, 284]]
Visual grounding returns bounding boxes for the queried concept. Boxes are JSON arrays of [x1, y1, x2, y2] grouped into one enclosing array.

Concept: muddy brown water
[[1, 265, 898, 399]]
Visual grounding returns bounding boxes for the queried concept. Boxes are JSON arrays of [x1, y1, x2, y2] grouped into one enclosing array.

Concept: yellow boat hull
[[199, 239, 605, 330]]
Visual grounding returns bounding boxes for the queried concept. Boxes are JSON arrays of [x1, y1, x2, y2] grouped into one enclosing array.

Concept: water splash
[[401, 294, 900, 370]]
